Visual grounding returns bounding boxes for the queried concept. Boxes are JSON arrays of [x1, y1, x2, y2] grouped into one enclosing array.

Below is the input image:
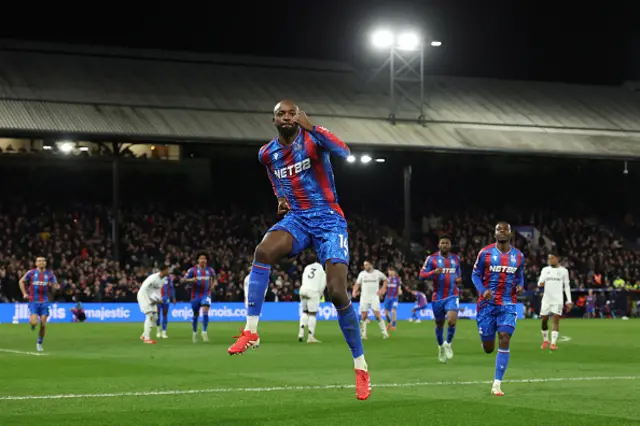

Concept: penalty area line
[[0, 349, 49, 357], [0, 375, 638, 401]]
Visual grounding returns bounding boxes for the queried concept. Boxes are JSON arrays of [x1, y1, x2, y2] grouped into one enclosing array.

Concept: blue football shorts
[[431, 297, 460, 321], [269, 207, 349, 266], [476, 303, 517, 342]]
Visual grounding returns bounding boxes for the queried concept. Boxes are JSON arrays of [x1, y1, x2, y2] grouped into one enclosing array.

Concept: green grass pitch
[[0, 319, 638, 425]]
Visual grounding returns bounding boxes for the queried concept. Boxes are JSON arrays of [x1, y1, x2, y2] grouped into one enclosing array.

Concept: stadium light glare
[[79, 146, 89, 152], [430, 40, 442, 47], [375, 158, 386, 163], [347, 155, 356, 163], [397, 32, 421, 51], [59, 142, 73, 153], [42, 145, 52, 150], [361, 155, 372, 164], [371, 30, 394, 49]]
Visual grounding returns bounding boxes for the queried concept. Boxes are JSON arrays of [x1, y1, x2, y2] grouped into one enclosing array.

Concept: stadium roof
[[1, 39, 640, 158]]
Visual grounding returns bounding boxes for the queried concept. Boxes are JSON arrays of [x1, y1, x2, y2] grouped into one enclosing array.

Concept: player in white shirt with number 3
[[137, 265, 171, 344], [299, 257, 327, 343], [538, 253, 572, 350], [353, 260, 389, 340]]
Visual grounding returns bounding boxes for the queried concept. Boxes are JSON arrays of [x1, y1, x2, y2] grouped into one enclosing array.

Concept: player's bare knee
[[498, 332, 511, 348], [482, 342, 494, 354], [435, 320, 445, 328], [447, 319, 457, 328]]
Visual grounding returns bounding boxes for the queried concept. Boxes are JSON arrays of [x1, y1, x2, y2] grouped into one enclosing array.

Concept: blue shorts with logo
[[383, 298, 399, 312], [432, 297, 459, 321], [269, 207, 349, 266], [476, 303, 517, 342], [191, 296, 212, 312], [158, 301, 170, 312], [29, 302, 50, 317]]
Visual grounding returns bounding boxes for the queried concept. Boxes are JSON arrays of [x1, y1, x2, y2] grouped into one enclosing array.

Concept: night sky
[[1, 1, 638, 85]]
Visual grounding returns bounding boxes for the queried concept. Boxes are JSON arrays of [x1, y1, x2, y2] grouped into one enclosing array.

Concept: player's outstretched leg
[[492, 331, 512, 396], [298, 312, 308, 342], [443, 309, 458, 360], [373, 311, 389, 339], [540, 315, 550, 349], [325, 262, 371, 401], [161, 307, 169, 338], [434, 319, 446, 363], [550, 314, 560, 350], [228, 231, 292, 355], [37, 315, 47, 352]]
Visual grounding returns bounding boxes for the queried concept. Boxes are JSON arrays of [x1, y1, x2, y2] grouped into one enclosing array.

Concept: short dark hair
[[439, 236, 451, 242], [197, 252, 208, 260]]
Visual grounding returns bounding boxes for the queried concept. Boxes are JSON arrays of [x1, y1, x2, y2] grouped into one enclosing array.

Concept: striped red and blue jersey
[[161, 276, 175, 302], [25, 269, 56, 303], [185, 266, 216, 300], [472, 243, 525, 306], [415, 291, 427, 307], [419, 252, 461, 301], [385, 276, 402, 299], [258, 126, 350, 217]]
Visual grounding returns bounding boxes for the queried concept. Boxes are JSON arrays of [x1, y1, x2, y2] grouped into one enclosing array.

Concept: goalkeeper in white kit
[[298, 256, 327, 343], [138, 265, 171, 344], [537, 253, 573, 350]]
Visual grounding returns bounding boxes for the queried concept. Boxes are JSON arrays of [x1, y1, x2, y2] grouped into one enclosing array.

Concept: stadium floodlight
[[371, 30, 394, 49], [347, 155, 356, 163], [361, 155, 372, 164], [397, 32, 421, 51], [59, 142, 73, 153], [42, 145, 52, 150], [79, 146, 89, 152], [375, 158, 386, 163], [430, 40, 442, 47]]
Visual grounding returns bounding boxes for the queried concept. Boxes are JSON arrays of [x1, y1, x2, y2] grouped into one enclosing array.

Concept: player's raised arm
[[537, 267, 547, 288], [419, 256, 439, 279], [378, 271, 388, 297], [515, 254, 525, 294], [18, 270, 31, 300], [455, 255, 463, 284], [471, 250, 488, 294], [563, 269, 572, 305], [294, 112, 351, 159]]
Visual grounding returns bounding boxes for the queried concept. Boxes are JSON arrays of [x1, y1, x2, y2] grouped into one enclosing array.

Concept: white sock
[[245, 315, 260, 333], [551, 331, 559, 344], [360, 319, 367, 335], [378, 319, 387, 334], [308, 315, 317, 337], [144, 315, 153, 339], [493, 379, 501, 386], [542, 330, 549, 341], [300, 313, 309, 328], [354, 355, 367, 371]]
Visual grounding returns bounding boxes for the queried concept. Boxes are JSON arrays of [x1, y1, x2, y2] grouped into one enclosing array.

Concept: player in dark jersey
[[472, 222, 525, 396], [19, 256, 57, 352], [227, 100, 370, 401]]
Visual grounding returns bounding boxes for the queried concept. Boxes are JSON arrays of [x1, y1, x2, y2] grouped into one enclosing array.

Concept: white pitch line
[[559, 336, 572, 342], [0, 375, 637, 401], [0, 349, 48, 357]]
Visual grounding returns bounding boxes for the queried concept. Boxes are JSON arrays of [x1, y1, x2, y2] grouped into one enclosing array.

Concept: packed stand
[[0, 203, 638, 317]]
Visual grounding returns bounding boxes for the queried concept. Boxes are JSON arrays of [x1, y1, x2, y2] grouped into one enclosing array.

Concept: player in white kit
[[298, 257, 327, 343], [352, 260, 389, 339], [138, 265, 171, 344], [538, 253, 573, 350]]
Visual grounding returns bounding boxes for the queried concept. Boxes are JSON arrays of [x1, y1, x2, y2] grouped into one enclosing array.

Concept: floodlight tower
[[371, 29, 441, 125]]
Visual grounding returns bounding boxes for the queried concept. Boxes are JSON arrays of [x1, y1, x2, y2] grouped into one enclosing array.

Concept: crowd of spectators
[[1, 202, 639, 313]]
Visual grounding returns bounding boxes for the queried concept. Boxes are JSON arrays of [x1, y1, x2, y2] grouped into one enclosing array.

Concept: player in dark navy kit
[[472, 222, 525, 396], [19, 256, 57, 352], [228, 100, 370, 401], [420, 236, 462, 363]]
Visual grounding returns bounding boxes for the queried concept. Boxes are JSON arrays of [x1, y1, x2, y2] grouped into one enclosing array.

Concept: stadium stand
[[0, 40, 640, 156]]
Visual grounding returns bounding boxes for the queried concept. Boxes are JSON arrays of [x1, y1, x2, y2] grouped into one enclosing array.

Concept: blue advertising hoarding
[[0, 302, 524, 323]]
